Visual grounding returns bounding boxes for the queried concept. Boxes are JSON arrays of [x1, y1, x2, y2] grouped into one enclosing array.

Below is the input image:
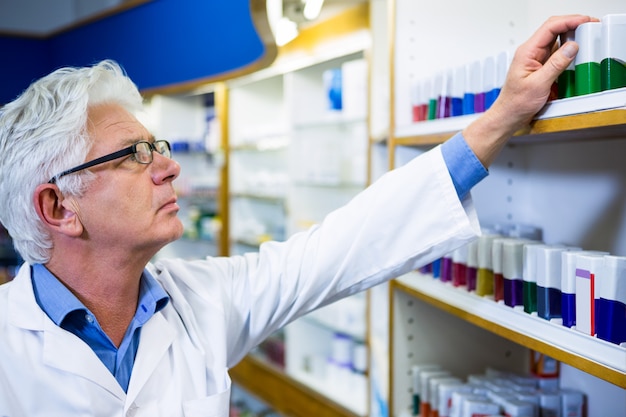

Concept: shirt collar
[[31, 263, 169, 327], [135, 268, 170, 325]]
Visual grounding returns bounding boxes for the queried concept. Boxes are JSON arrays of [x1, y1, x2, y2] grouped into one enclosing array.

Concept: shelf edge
[[230, 355, 363, 417], [392, 272, 626, 389], [392, 108, 626, 147]]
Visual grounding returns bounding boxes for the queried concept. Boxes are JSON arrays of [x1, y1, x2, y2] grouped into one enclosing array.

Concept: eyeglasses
[[48, 140, 172, 184]]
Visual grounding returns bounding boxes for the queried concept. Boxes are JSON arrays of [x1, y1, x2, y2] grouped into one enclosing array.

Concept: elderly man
[[0, 15, 595, 417]]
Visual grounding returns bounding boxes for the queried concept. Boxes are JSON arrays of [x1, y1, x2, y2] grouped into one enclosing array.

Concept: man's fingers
[[537, 41, 579, 86], [529, 15, 597, 51]]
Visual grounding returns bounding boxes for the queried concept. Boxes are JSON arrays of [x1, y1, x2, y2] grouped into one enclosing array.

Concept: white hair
[[0, 60, 144, 264]]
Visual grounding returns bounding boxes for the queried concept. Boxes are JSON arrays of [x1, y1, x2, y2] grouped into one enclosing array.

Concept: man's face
[[70, 103, 183, 258]]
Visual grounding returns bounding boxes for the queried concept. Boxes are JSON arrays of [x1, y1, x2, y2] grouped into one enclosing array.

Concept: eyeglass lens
[[135, 141, 171, 164]]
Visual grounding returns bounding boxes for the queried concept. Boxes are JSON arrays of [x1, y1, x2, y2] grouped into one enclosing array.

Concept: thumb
[[541, 41, 579, 82]]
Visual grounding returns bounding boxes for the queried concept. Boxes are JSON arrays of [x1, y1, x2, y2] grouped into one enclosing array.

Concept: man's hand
[[464, 14, 599, 168]]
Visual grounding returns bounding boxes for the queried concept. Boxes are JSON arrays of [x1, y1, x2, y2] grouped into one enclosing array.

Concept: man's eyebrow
[[119, 135, 156, 147]]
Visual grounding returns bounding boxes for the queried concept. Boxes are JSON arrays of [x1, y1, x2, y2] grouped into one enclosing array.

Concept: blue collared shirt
[[31, 263, 169, 392], [441, 131, 488, 199], [30, 131, 485, 392]]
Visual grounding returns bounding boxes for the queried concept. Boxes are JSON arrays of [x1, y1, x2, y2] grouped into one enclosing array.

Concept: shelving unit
[[283, 52, 370, 417], [395, 272, 626, 386], [230, 383, 284, 417], [286, 53, 368, 236], [284, 293, 368, 416], [387, 1, 626, 416], [227, 51, 371, 415], [227, 72, 289, 255], [228, 3, 373, 416], [393, 96, 626, 147], [388, 114, 626, 417], [230, 355, 361, 417], [142, 91, 228, 259], [390, 276, 531, 416]]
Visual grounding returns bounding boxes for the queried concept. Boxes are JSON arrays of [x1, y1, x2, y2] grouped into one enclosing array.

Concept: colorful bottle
[[451, 66, 465, 117], [473, 59, 486, 113], [429, 73, 442, 120], [452, 244, 468, 288], [502, 239, 525, 308], [574, 22, 602, 96], [561, 251, 581, 328], [466, 240, 479, 292], [437, 69, 453, 119], [558, 31, 576, 98], [420, 369, 450, 417], [431, 258, 442, 279], [463, 60, 481, 115], [502, 399, 536, 417], [411, 80, 424, 122], [560, 389, 585, 417], [483, 56, 499, 110], [600, 14, 626, 91], [440, 251, 454, 283], [596, 255, 626, 345], [522, 243, 546, 314], [575, 253, 605, 336], [495, 50, 511, 103], [429, 376, 461, 417], [438, 381, 468, 417], [419, 78, 431, 121], [539, 392, 561, 417], [419, 262, 432, 275], [324, 67, 343, 110], [411, 364, 441, 416], [536, 245, 568, 321], [476, 234, 499, 297], [461, 399, 500, 417], [561, 250, 608, 329], [491, 237, 508, 302]]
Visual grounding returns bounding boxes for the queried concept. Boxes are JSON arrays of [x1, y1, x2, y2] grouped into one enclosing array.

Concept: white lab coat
[[0, 146, 480, 417]]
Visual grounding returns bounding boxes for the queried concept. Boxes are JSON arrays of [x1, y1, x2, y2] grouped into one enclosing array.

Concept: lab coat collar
[[43, 318, 126, 400], [125, 310, 176, 405], [8, 264, 126, 399], [8, 264, 177, 404], [8, 264, 51, 330]]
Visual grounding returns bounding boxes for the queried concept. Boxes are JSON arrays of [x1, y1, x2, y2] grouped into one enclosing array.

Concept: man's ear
[[33, 184, 83, 237]]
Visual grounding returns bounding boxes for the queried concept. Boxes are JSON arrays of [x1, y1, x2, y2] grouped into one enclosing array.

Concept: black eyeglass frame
[[48, 140, 172, 184]]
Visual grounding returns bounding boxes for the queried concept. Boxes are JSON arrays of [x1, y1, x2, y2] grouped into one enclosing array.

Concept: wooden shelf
[[292, 180, 366, 189], [230, 140, 289, 152], [230, 355, 361, 417], [392, 272, 626, 389], [293, 115, 367, 130], [522, 108, 626, 142], [231, 192, 286, 202], [232, 237, 264, 248], [388, 2, 626, 414], [392, 105, 626, 147]]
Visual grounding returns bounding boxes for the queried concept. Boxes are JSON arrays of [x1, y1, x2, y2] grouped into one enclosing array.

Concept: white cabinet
[[227, 49, 371, 416], [388, 0, 626, 416], [225, 3, 374, 410], [284, 52, 370, 416], [286, 53, 369, 235], [228, 74, 289, 254], [142, 92, 224, 260]]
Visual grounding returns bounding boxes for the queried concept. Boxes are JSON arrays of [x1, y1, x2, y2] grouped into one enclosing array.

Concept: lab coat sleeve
[[155, 144, 481, 366]]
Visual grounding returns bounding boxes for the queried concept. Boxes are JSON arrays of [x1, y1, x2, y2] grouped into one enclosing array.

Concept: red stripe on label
[[590, 273, 595, 336]]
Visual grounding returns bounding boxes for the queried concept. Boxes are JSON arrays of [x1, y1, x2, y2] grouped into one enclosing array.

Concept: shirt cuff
[[441, 132, 488, 200]]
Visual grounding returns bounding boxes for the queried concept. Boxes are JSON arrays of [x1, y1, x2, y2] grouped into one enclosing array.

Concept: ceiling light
[[303, 0, 324, 21], [275, 16, 299, 46]]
